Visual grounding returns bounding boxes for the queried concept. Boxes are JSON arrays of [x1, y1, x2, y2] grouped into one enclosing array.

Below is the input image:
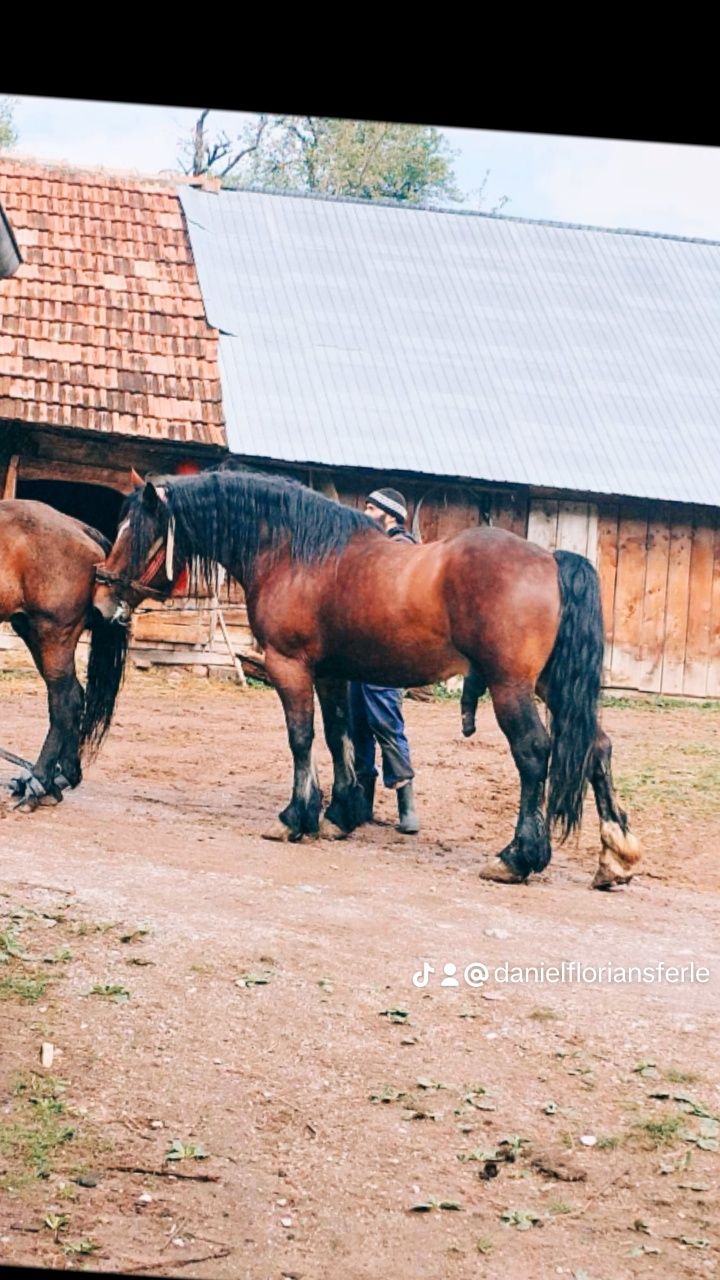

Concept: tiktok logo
[[412, 961, 435, 988]]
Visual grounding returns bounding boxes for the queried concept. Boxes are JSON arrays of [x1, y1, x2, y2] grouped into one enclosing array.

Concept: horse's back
[[0, 500, 106, 622], [0, 499, 107, 556], [444, 522, 555, 562]]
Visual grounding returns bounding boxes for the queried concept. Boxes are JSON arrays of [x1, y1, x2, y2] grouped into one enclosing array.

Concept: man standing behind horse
[[350, 487, 421, 835]]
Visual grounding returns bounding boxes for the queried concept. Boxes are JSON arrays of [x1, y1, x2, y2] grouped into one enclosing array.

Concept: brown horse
[[0, 499, 128, 808], [93, 469, 640, 888]]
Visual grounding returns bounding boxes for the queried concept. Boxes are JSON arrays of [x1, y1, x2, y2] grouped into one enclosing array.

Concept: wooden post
[[215, 601, 247, 686], [2, 454, 19, 499]]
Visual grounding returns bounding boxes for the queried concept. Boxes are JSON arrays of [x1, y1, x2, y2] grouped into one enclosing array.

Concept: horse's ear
[[142, 481, 160, 511], [130, 467, 144, 490], [142, 481, 168, 511]]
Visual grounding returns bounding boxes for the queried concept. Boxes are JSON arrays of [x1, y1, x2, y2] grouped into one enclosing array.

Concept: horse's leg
[[479, 681, 551, 884], [461, 665, 487, 737], [588, 728, 642, 889], [315, 676, 368, 838], [11, 617, 84, 809], [261, 650, 322, 842]]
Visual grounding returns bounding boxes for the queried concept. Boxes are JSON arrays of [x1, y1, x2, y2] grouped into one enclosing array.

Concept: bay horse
[[93, 469, 641, 888], [0, 499, 129, 808]]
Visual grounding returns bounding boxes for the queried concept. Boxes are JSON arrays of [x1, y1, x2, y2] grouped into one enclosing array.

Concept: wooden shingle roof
[[0, 158, 226, 447]]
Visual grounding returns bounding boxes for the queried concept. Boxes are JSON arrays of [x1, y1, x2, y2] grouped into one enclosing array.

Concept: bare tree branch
[[192, 109, 211, 176], [219, 115, 269, 178]]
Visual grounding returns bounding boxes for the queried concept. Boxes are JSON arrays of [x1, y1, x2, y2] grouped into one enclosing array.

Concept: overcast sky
[[6, 95, 720, 241]]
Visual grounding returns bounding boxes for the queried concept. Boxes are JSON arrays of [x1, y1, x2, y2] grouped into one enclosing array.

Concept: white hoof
[[318, 817, 348, 841], [261, 820, 294, 843]]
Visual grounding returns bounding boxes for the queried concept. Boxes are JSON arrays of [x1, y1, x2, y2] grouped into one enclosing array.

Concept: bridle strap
[[94, 536, 177, 601]]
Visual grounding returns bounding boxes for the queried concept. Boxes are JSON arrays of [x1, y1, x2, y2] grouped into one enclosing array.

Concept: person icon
[[440, 963, 459, 988]]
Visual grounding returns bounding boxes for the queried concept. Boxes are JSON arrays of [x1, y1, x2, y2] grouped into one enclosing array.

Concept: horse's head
[[93, 469, 178, 625]]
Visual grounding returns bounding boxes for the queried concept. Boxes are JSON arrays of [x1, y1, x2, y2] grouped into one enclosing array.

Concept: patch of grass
[[616, 754, 720, 818], [165, 1139, 208, 1162], [601, 693, 720, 712], [42, 947, 73, 965], [665, 1068, 699, 1085], [234, 971, 272, 988], [64, 1238, 99, 1257], [0, 1075, 75, 1181], [44, 1211, 70, 1240], [500, 1207, 543, 1230], [0, 1075, 111, 1195], [596, 1135, 620, 1150], [430, 681, 462, 702], [0, 927, 26, 960], [410, 1197, 462, 1212], [119, 927, 150, 944], [85, 983, 130, 1002], [0, 972, 49, 1002], [71, 921, 116, 937], [528, 1007, 559, 1022], [634, 1112, 685, 1148], [549, 1200, 574, 1215], [0, 668, 37, 684]]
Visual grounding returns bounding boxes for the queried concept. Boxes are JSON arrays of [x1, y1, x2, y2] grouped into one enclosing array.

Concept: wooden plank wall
[[527, 498, 598, 562], [600, 501, 720, 697], [528, 497, 720, 697]]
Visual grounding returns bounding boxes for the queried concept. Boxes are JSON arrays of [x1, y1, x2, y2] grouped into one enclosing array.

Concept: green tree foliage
[[0, 98, 17, 151], [180, 112, 470, 207]]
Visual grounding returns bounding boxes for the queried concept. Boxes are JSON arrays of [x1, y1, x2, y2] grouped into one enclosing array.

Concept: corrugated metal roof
[[179, 185, 720, 506]]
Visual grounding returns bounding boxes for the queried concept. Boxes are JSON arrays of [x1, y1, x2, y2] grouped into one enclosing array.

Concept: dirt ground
[[1, 668, 719, 1279]]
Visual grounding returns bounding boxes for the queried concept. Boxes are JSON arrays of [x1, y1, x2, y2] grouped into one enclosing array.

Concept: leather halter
[[94, 537, 174, 601]]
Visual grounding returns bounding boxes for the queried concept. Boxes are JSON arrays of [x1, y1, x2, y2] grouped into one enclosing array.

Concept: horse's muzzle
[[111, 601, 132, 627], [93, 592, 131, 627]]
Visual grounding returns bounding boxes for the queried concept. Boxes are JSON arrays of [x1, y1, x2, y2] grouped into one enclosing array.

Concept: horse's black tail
[[78, 611, 130, 759], [543, 550, 605, 841]]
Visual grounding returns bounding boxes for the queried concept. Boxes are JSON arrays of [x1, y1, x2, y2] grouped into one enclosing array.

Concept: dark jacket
[[387, 523, 419, 545]]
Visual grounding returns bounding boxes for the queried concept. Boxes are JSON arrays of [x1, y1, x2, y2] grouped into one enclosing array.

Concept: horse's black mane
[[122, 469, 380, 588]]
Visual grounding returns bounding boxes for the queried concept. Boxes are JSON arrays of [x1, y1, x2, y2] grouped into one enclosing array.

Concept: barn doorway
[[15, 479, 123, 542]]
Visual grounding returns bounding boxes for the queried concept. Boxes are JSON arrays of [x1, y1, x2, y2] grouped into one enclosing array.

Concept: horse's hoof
[[261, 820, 294, 842], [591, 866, 634, 891], [15, 796, 40, 814], [479, 858, 526, 884], [38, 791, 62, 807], [592, 829, 640, 890], [318, 817, 348, 841]]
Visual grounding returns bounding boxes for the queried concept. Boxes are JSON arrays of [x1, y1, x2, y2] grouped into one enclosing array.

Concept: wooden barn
[[178, 184, 720, 698], [2, 163, 720, 697]]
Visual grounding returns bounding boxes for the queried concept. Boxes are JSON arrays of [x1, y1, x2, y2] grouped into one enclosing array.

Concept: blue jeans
[[349, 683, 414, 789]]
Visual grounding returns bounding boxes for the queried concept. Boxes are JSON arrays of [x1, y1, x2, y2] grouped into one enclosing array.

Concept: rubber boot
[[396, 781, 420, 834]]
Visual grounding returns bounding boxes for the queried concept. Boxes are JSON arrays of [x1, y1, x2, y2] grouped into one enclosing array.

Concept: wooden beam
[[2, 454, 19, 499], [215, 603, 248, 686]]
